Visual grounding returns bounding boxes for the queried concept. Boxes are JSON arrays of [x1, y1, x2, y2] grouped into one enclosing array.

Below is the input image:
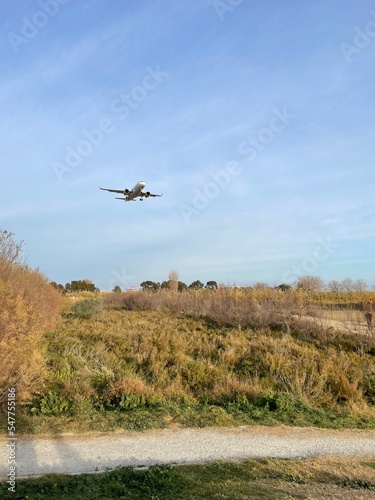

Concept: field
[[3, 287, 374, 435], [1, 287, 375, 497]]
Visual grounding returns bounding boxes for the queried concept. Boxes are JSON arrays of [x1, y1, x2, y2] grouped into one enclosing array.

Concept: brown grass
[[38, 297, 375, 417], [0, 258, 61, 405], [102, 287, 318, 330]]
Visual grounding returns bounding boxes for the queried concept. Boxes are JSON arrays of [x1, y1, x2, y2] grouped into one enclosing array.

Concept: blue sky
[[1, 0, 375, 290]]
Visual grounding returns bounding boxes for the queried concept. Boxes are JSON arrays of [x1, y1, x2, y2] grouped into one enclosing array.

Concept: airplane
[[99, 181, 163, 202]]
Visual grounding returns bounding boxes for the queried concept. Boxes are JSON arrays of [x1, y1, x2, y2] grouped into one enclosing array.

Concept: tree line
[[139, 280, 218, 291], [50, 275, 371, 294], [50, 279, 99, 293], [49, 279, 219, 293]]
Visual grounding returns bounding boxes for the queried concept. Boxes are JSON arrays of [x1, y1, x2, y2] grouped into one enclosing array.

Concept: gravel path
[[298, 315, 370, 335], [1, 426, 375, 479]]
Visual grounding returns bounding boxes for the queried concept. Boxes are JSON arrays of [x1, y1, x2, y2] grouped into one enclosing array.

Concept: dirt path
[[300, 314, 371, 336], [1, 426, 375, 480]]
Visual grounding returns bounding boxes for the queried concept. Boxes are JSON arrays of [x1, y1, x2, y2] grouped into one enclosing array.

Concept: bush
[[27, 391, 75, 416], [103, 291, 162, 311], [0, 231, 61, 405], [68, 299, 103, 319], [102, 288, 320, 331]]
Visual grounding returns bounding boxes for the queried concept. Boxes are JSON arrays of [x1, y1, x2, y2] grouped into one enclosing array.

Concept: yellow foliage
[[0, 257, 61, 404]]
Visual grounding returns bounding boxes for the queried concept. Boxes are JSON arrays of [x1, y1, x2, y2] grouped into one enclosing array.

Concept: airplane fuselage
[[126, 181, 146, 200]]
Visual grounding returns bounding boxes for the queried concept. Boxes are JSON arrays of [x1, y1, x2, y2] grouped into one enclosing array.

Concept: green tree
[[275, 283, 292, 292], [65, 279, 98, 293], [178, 281, 188, 292], [205, 281, 218, 290], [50, 282, 65, 294], [112, 285, 122, 293], [189, 280, 204, 290], [140, 280, 159, 291]]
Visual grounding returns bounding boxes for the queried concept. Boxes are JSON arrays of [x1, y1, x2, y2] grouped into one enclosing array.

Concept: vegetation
[[1, 242, 375, 494], [296, 275, 325, 292], [1, 457, 374, 499], [1, 237, 374, 433], [188, 280, 204, 290], [51, 273, 374, 297], [2, 286, 371, 434], [67, 298, 103, 320], [51, 279, 99, 293], [139, 279, 218, 292], [0, 230, 61, 406], [140, 280, 160, 291]]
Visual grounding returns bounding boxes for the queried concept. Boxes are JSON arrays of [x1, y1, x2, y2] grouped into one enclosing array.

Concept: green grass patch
[[1, 457, 375, 499], [3, 396, 375, 437]]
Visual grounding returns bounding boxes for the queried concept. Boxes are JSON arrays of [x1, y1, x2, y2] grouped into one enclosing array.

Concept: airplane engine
[[123, 189, 130, 195], [144, 191, 151, 197]]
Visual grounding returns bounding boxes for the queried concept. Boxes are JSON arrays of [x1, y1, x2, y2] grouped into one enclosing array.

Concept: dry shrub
[[41, 305, 375, 418], [96, 291, 374, 412], [103, 288, 320, 335], [0, 256, 61, 405], [68, 298, 103, 319], [209, 375, 263, 405], [103, 291, 164, 311], [233, 334, 368, 408], [94, 376, 166, 410], [108, 376, 152, 396]]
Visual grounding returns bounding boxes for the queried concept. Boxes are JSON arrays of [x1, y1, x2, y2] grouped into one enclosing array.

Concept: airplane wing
[[141, 191, 163, 197], [99, 186, 129, 194]]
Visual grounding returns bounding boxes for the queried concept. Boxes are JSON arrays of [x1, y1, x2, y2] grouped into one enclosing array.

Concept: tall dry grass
[[102, 287, 317, 330], [36, 296, 375, 418], [0, 257, 61, 405]]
